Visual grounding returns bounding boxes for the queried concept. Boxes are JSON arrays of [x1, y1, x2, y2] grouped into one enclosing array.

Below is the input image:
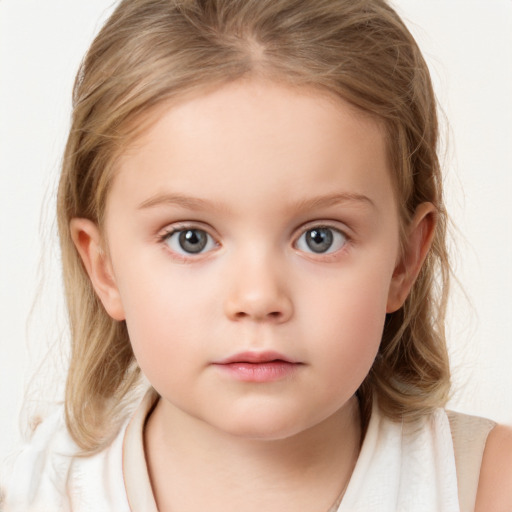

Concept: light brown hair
[[58, 0, 450, 452]]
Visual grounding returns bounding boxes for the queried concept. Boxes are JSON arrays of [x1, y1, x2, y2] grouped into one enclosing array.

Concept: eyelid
[[293, 220, 351, 241], [158, 220, 218, 238]]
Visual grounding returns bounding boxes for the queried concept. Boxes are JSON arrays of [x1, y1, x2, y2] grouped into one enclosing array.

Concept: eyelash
[[293, 224, 349, 258], [158, 222, 350, 260], [158, 223, 219, 261]]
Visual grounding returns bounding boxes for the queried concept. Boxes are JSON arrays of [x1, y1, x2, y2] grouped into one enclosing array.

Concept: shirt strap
[[447, 410, 496, 512]]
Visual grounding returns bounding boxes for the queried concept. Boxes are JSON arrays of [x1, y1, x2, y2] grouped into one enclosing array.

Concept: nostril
[[232, 310, 282, 321], [224, 292, 293, 323]]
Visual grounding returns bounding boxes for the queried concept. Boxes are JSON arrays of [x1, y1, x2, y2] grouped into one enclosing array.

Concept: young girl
[[1, 0, 511, 510]]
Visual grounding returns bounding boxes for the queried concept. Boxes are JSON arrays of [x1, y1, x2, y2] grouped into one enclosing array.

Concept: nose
[[223, 253, 293, 324]]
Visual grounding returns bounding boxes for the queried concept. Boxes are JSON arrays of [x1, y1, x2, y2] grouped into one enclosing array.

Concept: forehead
[[110, 79, 395, 216]]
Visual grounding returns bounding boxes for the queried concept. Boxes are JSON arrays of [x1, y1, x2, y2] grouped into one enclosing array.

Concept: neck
[[144, 396, 361, 512]]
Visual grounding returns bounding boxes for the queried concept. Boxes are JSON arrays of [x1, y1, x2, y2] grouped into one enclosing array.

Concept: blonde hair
[[58, 0, 450, 452]]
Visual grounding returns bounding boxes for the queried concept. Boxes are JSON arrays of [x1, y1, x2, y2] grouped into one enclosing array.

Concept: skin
[[475, 424, 512, 512], [71, 79, 446, 511]]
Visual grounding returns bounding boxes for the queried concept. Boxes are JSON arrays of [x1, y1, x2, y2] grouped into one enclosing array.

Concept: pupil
[[306, 228, 333, 253], [179, 230, 207, 253]]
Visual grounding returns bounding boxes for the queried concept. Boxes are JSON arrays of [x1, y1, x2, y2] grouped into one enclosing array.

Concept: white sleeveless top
[[0, 391, 495, 512]]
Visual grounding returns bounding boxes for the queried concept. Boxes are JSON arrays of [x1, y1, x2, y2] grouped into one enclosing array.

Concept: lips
[[216, 350, 297, 365], [212, 351, 302, 382]]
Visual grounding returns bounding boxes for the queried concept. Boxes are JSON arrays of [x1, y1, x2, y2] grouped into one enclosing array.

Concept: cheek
[[116, 266, 217, 379], [315, 288, 386, 357], [299, 264, 393, 383]]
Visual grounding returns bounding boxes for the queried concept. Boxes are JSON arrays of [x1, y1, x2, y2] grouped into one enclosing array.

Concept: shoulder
[[0, 406, 130, 511], [474, 422, 512, 512], [0, 406, 76, 509]]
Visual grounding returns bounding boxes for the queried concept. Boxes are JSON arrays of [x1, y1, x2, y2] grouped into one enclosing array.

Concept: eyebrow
[[137, 191, 375, 212], [137, 193, 224, 212], [290, 192, 376, 212]]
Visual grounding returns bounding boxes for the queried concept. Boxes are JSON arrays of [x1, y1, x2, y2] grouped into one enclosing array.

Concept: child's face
[[88, 80, 409, 439]]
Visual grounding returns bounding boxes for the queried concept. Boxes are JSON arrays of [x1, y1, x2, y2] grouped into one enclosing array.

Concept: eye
[[295, 226, 347, 254], [164, 228, 217, 255]]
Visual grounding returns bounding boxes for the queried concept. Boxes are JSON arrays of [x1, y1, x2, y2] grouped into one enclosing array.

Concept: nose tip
[[224, 281, 294, 324]]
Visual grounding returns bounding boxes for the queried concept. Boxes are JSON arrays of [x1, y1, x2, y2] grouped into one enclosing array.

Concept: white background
[[1, 0, 511, 464]]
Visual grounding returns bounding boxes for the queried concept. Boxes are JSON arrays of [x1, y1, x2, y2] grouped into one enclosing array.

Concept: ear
[[70, 218, 125, 321], [386, 203, 437, 313]]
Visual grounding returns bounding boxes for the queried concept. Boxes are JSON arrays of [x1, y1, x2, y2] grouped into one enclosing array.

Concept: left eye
[[164, 228, 217, 255], [295, 226, 347, 254]]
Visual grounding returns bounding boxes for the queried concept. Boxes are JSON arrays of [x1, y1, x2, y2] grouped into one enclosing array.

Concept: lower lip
[[213, 361, 300, 382]]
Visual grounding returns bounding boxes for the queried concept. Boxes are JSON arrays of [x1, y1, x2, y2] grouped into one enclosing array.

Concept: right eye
[[163, 228, 217, 255]]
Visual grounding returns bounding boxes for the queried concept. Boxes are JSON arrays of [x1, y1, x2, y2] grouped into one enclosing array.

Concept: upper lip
[[214, 351, 298, 364]]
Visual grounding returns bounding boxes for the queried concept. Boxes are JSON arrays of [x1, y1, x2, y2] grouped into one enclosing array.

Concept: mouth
[[212, 351, 302, 383]]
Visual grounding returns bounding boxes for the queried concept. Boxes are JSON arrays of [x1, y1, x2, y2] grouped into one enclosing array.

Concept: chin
[[226, 423, 303, 442], [212, 409, 319, 442]]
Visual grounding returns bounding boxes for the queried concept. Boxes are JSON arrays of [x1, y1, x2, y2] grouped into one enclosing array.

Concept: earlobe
[[386, 203, 437, 313], [70, 218, 126, 321]]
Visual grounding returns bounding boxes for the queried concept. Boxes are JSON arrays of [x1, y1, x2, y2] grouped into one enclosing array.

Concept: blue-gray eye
[[296, 227, 347, 254], [165, 229, 216, 255]]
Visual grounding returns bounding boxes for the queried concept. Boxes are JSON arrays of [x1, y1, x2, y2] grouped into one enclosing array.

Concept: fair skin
[[70, 79, 512, 511], [475, 424, 512, 512]]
